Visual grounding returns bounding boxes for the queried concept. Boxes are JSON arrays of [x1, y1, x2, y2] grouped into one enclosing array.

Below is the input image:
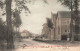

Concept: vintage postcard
[[0, 0, 80, 51]]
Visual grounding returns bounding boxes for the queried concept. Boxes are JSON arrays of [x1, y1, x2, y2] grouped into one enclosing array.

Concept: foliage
[[46, 18, 53, 29], [43, 0, 48, 4], [58, 0, 75, 9], [0, 0, 31, 16], [15, 0, 31, 13], [0, 18, 7, 41], [0, 0, 5, 9], [13, 9, 22, 27]]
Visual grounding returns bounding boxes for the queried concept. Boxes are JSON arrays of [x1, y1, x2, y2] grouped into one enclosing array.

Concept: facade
[[55, 11, 80, 41], [21, 30, 32, 38], [51, 13, 57, 40], [55, 11, 71, 40], [42, 11, 80, 41]]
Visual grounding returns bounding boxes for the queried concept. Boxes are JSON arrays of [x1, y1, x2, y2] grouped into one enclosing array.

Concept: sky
[[1, 0, 70, 34], [20, 0, 70, 34]]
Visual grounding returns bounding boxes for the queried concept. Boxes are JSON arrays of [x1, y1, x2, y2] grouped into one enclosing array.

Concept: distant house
[[21, 30, 32, 38]]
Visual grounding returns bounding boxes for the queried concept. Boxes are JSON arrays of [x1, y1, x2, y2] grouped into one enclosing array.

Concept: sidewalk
[[33, 38, 80, 46]]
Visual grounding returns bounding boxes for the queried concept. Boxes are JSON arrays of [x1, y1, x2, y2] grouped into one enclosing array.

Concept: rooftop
[[58, 11, 71, 18]]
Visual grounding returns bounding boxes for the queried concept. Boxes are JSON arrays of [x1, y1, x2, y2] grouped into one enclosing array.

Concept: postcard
[[0, 0, 80, 51]]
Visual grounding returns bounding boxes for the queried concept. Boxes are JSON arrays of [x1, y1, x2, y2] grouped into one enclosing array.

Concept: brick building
[[55, 11, 71, 40], [42, 11, 80, 41]]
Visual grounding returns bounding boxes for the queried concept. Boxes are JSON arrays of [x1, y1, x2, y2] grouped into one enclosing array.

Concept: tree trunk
[[74, 0, 79, 41], [70, 0, 74, 41], [18, 27, 21, 41], [49, 28, 51, 40], [16, 27, 17, 33], [18, 27, 20, 33], [6, 0, 14, 49]]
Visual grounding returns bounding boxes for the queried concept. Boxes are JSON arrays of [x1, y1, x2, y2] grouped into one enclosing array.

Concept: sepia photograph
[[0, 0, 80, 51]]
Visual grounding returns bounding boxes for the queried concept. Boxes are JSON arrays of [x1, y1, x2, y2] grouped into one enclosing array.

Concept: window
[[68, 30, 70, 32], [64, 20, 70, 25], [65, 30, 67, 32], [65, 29, 70, 32]]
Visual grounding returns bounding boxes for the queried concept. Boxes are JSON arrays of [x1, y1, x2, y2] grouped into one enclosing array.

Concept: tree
[[5, 0, 14, 49], [58, 0, 80, 41], [74, 0, 79, 41], [43, 0, 48, 4], [13, 9, 22, 40], [0, 18, 7, 49], [0, 18, 6, 41], [0, 0, 31, 49], [13, 9, 22, 32], [46, 18, 53, 40], [0, 0, 48, 49]]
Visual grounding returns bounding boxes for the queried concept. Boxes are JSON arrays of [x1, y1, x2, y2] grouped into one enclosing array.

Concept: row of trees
[[0, 0, 48, 49], [0, 0, 26, 49], [0, 11, 22, 49]]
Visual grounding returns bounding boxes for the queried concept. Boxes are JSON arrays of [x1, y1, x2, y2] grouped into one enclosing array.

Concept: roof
[[51, 11, 80, 19], [21, 30, 27, 33], [58, 11, 71, 18]]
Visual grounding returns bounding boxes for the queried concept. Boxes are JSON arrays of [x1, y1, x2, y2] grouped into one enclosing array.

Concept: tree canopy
[[46, 18, 53, 29], [13, 9, 22, 27], [58, 0, 80, 10]]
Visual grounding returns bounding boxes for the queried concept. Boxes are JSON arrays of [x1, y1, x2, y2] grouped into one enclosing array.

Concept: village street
[[15, 39, 52, 49], [1, 38, 80, 51], [13, 39, 80, 51]]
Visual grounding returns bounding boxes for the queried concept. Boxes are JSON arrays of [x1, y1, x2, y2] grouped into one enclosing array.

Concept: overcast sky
[[19, 0, 70, 34], [0, 0, 70, 34]]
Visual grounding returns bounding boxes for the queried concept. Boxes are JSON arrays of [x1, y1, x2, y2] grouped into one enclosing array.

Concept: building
[[51, 13, 57, 40], [21, 30, 32, 38], [55, 11, 80, 41], [55, 11, 71, 40], [42, 11, 80, 41]]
